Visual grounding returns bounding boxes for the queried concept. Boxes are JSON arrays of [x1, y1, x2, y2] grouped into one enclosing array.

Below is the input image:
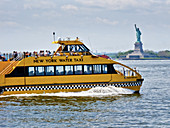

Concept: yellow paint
[[18, 56, 113, 67], [52, 40, 83, 45], [5, 77, 25, 86], [0, 75, 5, 84], [26, 74, 111, 85], [0, 62, 11, 72]]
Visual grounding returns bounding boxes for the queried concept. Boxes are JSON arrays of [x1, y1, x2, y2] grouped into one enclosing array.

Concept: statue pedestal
[[126, 41, 144, 59], [134, 41, 144, 53]]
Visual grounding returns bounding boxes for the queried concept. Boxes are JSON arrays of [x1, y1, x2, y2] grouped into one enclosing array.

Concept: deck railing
[[0, 56, 20, 75]]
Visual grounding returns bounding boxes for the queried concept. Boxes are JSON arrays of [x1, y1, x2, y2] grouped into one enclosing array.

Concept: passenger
[[33, 51, 35, 57], [45, 50, 51, 56], [53, 51, 55, 56], [134, 67, 136, 76], [49, 51, 51, 56], [25, 52, 29, 57], [123, 68, 125, 76], [6, 53, 9, 60], [0, 55, 1, 59], [35, 52, 38, 58], [42, 51, 44, 56], [2, 56, 7, 61], [40, 50, 44, 56], [134, 67, 136, 71], [55, 52, 59, 56], [12, 51, 18, 60], [9, 53, 12, 60], [56, 70, 59, 75], [70, 51, 73, 56], [14, 51, 18, 58], [13, 51, 15, 58], [33, 51, 37, 57], [28, 52, 32, 57], [23, 52, 26, 58], [53, 52, 56, 56], [19, 52, 22, 58], [76, 37, 79, 41], [45, 50, 48, 56]]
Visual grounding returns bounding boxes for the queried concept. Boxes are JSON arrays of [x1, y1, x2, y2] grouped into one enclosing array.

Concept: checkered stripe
[[114, 82, 142, 87], [4, 82, 142, 92]]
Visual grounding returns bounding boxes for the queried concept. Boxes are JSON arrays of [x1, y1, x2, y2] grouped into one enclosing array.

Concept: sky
[[0, 0, 170, 53]]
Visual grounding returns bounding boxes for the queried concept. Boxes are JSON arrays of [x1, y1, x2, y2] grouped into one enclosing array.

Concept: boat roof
[[52, 40, 84, 45]]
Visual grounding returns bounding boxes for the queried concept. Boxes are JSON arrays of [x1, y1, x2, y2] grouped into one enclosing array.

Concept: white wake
[[0, 86, 135, 98]]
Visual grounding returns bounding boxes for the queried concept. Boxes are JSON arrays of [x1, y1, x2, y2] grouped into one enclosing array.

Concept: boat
[[0, 37, 144, 95]]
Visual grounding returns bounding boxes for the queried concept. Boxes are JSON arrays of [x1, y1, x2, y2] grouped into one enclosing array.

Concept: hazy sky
[[0, 0, 170, 53]]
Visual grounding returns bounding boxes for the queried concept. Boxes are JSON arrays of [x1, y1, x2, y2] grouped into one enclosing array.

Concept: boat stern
[[0, 75, 5, 94]]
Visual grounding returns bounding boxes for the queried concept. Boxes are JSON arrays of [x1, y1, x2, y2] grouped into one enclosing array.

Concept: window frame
[[6, 64, 117, 77], [35, 66, 45, 76], [93, 64, 102, 74], [28, 67, 35, 76], [84, 64, 93, 74], [102, 64, 108, 74]]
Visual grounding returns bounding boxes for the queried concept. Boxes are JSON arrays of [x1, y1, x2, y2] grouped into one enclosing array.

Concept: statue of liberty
[[134, 24, 141, 42]]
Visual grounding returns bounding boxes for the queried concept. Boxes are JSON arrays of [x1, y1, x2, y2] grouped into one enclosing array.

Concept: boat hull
[[0, 81, 143, 95]]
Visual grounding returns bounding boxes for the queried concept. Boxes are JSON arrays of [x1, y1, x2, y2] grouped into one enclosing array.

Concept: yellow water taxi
[[0, 37, 144, 95]]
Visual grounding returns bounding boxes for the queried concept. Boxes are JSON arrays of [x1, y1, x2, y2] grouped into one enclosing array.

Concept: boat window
[[102, 65, 107, 74], [70, 45, 75, 52], [63, 45, 68, 52], [93, 65, 101, 74], [45, 66, 54, 76], [6, 67, 26, 77], [76, 45, 83, 52], [65, 65, 74, 75], [28, 67, 35, 76], [56, 66, 64, 75], [75, 65, 83, 75], [6, 64, 115, 77], [107, 64, 117, 74], [75, 45, 79, 51], [84, 65, 92, 74], [35, 67, 44, 76], [79, 45, 89, 52]]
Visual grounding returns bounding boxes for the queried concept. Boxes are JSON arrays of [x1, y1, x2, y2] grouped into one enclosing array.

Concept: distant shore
[[96, 50, 170, 60]]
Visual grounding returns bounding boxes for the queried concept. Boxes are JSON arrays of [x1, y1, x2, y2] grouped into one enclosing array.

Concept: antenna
[[88, 37, 93, 53], [53, 32, 56, 41]]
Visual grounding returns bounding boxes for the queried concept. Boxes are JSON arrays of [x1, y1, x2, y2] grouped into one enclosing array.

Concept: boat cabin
[[53, 38, 92, 56]]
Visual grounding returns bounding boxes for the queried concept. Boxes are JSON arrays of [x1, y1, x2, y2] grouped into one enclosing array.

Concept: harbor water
[[0, 60, 170, 127]]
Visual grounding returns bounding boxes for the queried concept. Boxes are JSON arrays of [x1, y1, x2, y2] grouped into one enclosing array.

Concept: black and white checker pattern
[[4, 81, 142, 92]]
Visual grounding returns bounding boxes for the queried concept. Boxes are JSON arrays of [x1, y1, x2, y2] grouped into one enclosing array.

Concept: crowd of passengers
[[0, 50, 89, 61]]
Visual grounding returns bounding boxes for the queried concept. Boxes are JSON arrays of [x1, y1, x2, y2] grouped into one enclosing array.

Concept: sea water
[[0, 60, 170, 127]]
